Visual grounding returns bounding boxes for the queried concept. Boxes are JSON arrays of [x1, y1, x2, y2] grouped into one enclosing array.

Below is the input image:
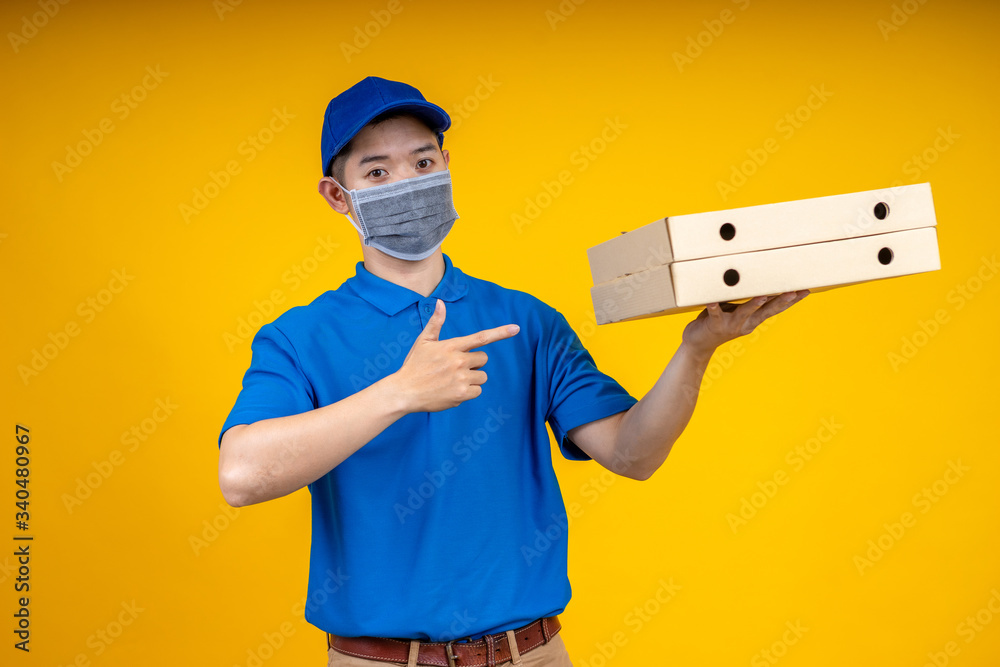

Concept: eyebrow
[[410, 143, 437, 155], [357, 153, 390, 167], [356, 143, 439, 168]]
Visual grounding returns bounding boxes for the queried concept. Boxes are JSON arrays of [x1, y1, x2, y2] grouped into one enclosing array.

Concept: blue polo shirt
[[219, 253, 638, 641]]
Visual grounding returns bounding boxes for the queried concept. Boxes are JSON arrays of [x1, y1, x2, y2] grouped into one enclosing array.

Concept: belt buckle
[[444, 635, 472, 667]]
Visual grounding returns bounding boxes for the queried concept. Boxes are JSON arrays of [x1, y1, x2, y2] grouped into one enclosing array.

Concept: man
[[217, 76, 808, 667]]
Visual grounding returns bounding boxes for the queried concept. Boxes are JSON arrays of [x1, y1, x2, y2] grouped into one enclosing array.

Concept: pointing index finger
[[450, 323, 520, 351]]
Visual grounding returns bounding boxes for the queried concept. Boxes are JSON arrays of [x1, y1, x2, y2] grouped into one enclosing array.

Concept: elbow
[[636, 453, 673, 481], [608, 440, 668, 481], [219, 466, 252, 508], [630, 440, 677, 481], [220, 459, 275, 508], [608, 456, 656, 481], [626, 464, 657, 482], [218, 425, 259, 507], [617, 449, 670, 481]]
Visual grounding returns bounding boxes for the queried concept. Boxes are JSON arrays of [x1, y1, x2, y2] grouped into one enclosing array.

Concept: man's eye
[[416, 159, 430, 169], [369, 169, 385, 178]]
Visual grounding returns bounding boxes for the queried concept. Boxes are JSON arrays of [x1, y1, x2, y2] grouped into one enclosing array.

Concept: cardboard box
[[588, 183, 941, 324]]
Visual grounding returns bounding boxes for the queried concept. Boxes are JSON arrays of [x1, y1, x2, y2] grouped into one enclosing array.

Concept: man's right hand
[[220, 299, 520, 507], [389, 299, 520, 413]]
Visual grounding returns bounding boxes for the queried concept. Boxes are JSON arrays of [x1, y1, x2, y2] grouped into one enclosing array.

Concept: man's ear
[[318, 177, 351, 215], [442, 148, 450, 168]]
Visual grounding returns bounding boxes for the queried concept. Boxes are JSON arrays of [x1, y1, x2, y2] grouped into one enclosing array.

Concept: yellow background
[[3, 0, 999, 664]]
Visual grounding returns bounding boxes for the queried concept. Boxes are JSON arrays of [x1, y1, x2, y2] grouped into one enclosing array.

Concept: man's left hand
[[681, 289, 810, 358]]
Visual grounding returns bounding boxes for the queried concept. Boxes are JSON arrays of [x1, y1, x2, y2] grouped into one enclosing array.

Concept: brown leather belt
[[327, 616, 561, 667]]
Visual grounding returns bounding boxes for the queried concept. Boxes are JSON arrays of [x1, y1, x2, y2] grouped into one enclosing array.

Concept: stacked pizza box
[[587, 183, 941, 324]]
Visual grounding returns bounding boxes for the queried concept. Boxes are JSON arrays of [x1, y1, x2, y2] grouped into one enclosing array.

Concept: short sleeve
[[218, 323, 316, 447], [540, 308, 638, 461]]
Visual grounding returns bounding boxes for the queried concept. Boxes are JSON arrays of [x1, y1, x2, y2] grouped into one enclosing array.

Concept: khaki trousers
[[327, 627, 574, 667]]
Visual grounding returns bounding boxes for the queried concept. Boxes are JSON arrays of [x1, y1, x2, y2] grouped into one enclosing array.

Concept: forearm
[[613, 340, 714, 480], [218, 375, 409, 507], [218, 299, 520, 507]]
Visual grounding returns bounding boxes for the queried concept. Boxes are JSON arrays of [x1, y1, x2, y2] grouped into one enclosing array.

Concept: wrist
[[678, 338, 716, 367], [373, 372, 415, 418]]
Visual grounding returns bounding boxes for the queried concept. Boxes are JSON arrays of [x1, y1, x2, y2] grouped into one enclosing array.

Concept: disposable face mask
[[331, 170, 459, 261]]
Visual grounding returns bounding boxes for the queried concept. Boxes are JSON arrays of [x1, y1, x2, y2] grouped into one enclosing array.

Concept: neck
[[360, 246, 446, 297]]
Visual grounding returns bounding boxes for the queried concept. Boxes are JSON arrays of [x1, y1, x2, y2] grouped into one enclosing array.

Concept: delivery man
[[217, 76, 809, 667]]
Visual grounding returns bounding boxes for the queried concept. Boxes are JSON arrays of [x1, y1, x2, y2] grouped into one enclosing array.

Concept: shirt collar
[[345, 253, 470, 316]]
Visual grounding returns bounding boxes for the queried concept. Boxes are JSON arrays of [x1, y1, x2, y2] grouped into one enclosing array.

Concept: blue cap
[[321, 76, 451, 176]]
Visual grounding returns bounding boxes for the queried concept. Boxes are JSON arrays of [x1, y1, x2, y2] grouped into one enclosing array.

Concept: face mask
[[331, 170, 459, 261]]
